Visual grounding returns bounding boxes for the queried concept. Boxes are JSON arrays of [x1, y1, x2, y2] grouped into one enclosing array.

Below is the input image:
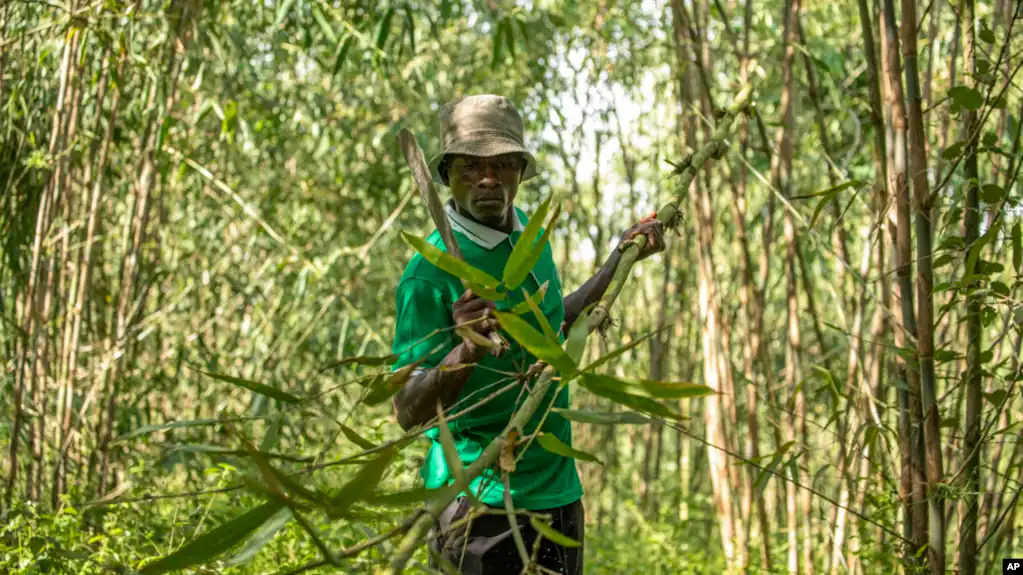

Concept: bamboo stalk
[[959, 1, 981, 573], [900, 0, 946, 568]]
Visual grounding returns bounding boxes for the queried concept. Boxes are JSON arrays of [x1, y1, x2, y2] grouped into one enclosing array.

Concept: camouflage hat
[[429, 94, 537, 186]]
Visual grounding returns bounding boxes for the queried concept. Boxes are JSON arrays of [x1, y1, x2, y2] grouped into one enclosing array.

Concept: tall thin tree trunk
[[958, 1, 981, 572], [899, 0, 946, 569], [880, 0, 929, 565], [772, 0, 803, 571]]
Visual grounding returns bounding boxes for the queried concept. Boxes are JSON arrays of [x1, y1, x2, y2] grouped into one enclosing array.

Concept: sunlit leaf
[[552, 408, 649, 425], [582, 330, 660, 373], [563, 309, 590, 367], [529, 516, 581, 548], [536, 432, 601, 464], [401, 231, 500, 288], [580, 373, 714, 399], [521, 286, 557, 342], [509, 281, 549, 315], [578, 375, 684, 420], [311, 5, 337, 43], [504, 196, 551, 289], [272, 0, 297, 29], [199, 370, 301, 404], [495, 311, 575, 375], [140, 501, 285, 574]]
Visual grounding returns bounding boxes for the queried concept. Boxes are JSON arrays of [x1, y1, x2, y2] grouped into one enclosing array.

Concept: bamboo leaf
[[510, 203, 561, 291], [504, 15, 516, 59], [198, 370, 301, 404], [363, 363, 419, 406], [941, 141, 964, 160], [504, 196, 551, 289], [509, 281, 549, 315], [366, 484, 460, 507], [375, 8, 395, 51], [401, 231, 500, 288], [578, 375, 684, 420], [521, 286, 557, 342], [339, 425, 377, 450], [582, 330, 660, 373], [114, 419, 247, 443], [319, 353, 398, 372], [436, 404, 465, 486], [563, 309, 590, 367], [791, 179, 860, 200], [495, 311, 575, 375], [752, 441, 794, 498], [311, 5, 338, 43], [529, 516, 582, 548], [552, 408, 650, 425], [536, 432, 602, 464], [140, 501, 285, 574], [292, 510, 340, 566], [580, 373, 714, 399], [328, 447, 397, 517], [983, 390, 1007, 407], [224, 507, 293, 567], [949, 86, 983, 111], [981, 184, 1005, 204], [332, 35, 353, 77], [272, 0, 297, 29], [490, 18, 504, 69]]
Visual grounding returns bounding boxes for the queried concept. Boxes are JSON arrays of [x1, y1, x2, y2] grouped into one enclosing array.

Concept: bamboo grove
[[1, 0, 1022, 573]]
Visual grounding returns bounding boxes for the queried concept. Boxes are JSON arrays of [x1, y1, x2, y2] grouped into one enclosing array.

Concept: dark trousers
[[428, 497, 584, 574]]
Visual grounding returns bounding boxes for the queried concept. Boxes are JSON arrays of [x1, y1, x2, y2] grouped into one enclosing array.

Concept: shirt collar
[[445, 200, 524, 250]]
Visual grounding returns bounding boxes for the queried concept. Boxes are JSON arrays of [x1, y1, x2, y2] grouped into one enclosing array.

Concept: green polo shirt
[[391, 202, 583, 510]]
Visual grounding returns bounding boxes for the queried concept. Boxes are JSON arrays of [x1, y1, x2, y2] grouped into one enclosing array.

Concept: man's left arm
[[562, 213, 665, 331]]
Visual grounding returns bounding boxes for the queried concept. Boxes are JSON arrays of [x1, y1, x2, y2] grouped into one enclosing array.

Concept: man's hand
[[453, 289, 499, 357], [619, 211, 666, 261]]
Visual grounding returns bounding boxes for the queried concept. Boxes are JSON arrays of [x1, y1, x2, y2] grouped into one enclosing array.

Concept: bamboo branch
[[586, 85, 752, 335]]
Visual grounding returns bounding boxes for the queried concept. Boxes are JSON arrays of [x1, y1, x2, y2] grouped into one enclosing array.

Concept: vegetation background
[[1, 0, 1021, 573]]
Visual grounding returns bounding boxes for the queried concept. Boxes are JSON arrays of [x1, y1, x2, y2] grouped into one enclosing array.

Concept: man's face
[[447, 154, 524, 227]]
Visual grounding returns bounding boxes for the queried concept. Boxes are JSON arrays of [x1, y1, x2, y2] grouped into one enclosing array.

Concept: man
[[391, 94, 663, 574]]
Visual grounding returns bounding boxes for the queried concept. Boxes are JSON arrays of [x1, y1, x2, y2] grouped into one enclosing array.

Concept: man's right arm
[[392, 287, 498, 431], [393, 341, 486, 430]]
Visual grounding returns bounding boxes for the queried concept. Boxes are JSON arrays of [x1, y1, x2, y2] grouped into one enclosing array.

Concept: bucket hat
[[429, 95, 537, 186]]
